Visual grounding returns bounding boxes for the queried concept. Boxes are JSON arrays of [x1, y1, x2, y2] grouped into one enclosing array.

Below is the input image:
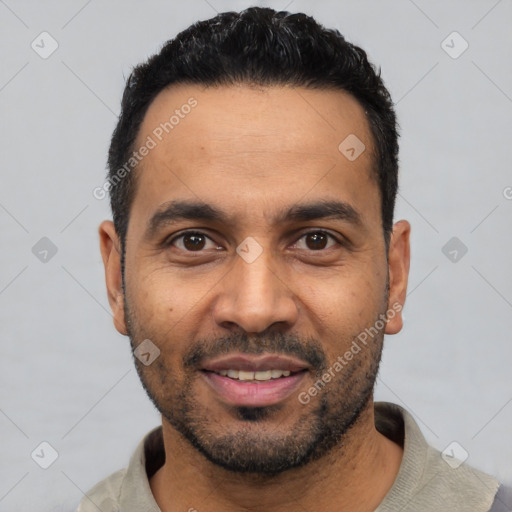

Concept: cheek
[[131, 266, 206, 323], [296, 267, 387, 361], [124, 277, 176, 355], [300, 267, 385, 322]]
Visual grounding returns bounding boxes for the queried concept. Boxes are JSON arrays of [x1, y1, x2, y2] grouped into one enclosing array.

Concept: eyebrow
[[146, 198, 362, 238]]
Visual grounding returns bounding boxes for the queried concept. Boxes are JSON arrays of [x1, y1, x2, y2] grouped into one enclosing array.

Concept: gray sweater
[[76, 402, 510, 511]]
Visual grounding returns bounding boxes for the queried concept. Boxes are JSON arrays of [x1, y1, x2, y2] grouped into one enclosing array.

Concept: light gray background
[[1, 0, 511, 509]]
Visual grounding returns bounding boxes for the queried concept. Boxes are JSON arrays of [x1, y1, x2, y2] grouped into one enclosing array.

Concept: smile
[[201, 369, 308, 407]]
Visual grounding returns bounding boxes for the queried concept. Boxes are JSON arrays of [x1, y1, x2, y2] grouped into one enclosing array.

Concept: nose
[[212, 243, 299, 334]]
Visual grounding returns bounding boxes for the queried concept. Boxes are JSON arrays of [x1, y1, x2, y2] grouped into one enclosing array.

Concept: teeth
[[254, 370, 272, 380], [216, 369, 292, 380]]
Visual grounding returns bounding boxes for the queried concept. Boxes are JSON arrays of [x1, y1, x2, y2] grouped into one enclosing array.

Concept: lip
[[200, 353, 310, 373], [201, 370, 308, 407]]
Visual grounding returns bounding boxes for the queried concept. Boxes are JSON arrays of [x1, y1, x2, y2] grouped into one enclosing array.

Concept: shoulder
[[375, 402, 503, 511], [76, 468, 127, 512], [489, 483, 512, 512], [423, 443, 500, 506], [75, 426, 163, 512]]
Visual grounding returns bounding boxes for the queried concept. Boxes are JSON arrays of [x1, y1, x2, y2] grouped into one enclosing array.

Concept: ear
[[385, 220, 411, 335], [99, 220, 128, 336]]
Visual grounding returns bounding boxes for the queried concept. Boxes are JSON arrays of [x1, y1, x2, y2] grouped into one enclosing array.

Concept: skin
[[99, 83, 410, 511]]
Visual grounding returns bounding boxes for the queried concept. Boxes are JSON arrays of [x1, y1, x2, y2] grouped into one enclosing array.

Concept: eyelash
[[166, 230, 343, 252]]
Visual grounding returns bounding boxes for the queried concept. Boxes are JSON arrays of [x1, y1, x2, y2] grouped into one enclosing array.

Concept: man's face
[[104, 84, 406, 474]]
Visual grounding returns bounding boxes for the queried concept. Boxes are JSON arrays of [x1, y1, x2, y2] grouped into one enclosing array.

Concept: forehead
[[138, 83, 373, 162], [130, 83, 379, 230]]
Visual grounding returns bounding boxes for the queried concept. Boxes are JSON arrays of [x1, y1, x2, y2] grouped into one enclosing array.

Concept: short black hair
[[107, 7, 399, 266]]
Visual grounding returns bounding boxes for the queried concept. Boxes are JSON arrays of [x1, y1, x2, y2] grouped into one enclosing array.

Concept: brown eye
[[306, 232, 327, 250], [183, 233, 206, 251], [294, 231, 338, 251], [169, 232, 218, 252]]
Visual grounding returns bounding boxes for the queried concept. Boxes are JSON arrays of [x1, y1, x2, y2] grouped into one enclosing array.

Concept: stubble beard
[[124, 295, 386, 476]]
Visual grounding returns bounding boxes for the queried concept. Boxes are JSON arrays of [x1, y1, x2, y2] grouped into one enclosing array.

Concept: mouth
[[205, 368, 299, 381], [199, 353, 310, 407]]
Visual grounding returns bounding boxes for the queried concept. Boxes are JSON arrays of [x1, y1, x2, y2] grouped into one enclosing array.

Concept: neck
[[150, 400, 403, 512]]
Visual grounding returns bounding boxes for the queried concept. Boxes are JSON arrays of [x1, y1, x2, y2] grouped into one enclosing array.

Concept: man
[[80, 7, 510, 512]]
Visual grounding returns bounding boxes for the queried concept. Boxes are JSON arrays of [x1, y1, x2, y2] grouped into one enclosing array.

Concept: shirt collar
[[116, 401, 499, 511]]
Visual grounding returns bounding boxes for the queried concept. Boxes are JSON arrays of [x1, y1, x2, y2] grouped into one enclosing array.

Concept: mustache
[[183, 331, 328, 372]]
